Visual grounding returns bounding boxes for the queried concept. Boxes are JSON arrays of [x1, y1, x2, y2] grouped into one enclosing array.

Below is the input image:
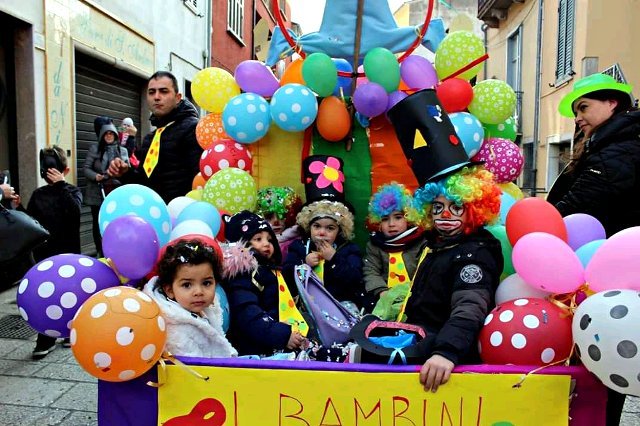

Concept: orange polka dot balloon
[[196, 113, 229, 150], [70, 286, 166, 382]]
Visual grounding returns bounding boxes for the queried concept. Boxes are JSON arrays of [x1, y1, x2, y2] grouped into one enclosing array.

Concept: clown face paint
[[431, 195, 468, 237]]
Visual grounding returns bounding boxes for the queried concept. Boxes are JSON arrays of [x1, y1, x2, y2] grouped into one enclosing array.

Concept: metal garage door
[[75, 52, 145, 255]]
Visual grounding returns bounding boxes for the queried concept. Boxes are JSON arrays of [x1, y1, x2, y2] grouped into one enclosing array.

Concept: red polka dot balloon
[[478, 298, 573, 366], [199, 139, 253, 179], [472, 137, 523, 183]]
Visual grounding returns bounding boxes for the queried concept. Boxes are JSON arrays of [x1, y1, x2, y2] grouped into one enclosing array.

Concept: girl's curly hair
[[409, 166, 501, 234], [367, 182, 416, 225], [155, 239, 223, 289], [296, 200, 354, 240]]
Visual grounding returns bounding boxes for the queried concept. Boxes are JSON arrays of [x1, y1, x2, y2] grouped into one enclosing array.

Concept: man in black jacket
[[108, 71, 201, 203]]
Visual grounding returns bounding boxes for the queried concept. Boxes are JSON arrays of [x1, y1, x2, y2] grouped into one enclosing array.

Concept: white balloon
[[495, 273, 551, 305], [572, 289, 640, 397], [169, 220, 214, 240], [167, 196, 197, 220]]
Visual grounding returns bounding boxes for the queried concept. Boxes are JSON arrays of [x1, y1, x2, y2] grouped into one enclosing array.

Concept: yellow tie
[[387, 251, 410, 288], [275, 270, 309, 336], [313, 259, 325, 283], [143, 121, 174, 177]]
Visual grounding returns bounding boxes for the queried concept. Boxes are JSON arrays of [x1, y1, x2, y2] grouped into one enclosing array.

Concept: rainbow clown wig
[[256, 186, 302, 228], [367, 183, 415, 226], [411, 166, 501, 234], [296, 200, 354, 241]]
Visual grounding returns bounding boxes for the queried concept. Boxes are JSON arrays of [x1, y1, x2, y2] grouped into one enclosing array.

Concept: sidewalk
[[0, 282, 639, 426]]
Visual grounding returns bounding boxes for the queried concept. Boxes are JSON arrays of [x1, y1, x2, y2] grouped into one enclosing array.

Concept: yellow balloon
[[435, 31, 485, 81], [191, 67, 240, 113], [499, 182, 524, 201], [186, 189, 203, 201]]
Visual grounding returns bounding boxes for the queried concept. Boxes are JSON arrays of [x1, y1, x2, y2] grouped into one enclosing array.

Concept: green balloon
[[484, 117, 518, 141], [469, 79, 517, 125], [485, 224, 515, 279], [302, 53, 338, 97], [363, 47, 401, 93], [435, 31, 485, 81]]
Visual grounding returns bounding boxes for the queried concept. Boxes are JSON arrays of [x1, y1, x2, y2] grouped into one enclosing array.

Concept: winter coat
[[547, 110, 640, 236], [128, 100, 201, 203], [83, 143, 129, 206], [282, 237, 364, 302], [278, 225, 302, 261], [27, 181, 82, 262], [404, 228, 503, 365], [144, 277, 237, 358], [221, 245, 292, 356]]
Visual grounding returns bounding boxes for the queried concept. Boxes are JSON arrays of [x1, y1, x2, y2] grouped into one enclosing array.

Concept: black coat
[[404, 228, 503, 365], [128, 100, 201, 203], [547, 110, 640, 236]]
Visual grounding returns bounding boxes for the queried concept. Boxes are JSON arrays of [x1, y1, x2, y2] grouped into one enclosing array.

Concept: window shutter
[[556, 0, 575, 81]]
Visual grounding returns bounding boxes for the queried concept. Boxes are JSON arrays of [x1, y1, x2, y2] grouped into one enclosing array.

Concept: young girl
[[256, 186, 303, 260], [144, 239, 237, 358], [222, 211, 308, 356], [364, 183, 424, 301]]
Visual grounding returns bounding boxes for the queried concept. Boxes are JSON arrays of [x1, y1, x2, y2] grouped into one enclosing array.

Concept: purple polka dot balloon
[[16, 254, 121, 338], [472, 137, 524, 183]]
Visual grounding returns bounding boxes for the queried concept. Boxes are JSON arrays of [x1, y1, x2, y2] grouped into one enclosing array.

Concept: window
[[546, 140, 571, 189], [228, 0, 244, 41], [521, 142, 535, 193], [507, 26, 523, 133], [555, 0, 575, 84]]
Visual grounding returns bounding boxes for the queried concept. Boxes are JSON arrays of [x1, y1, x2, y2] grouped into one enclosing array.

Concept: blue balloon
[[575, 239, 606, 268], [449, 112, 485, 158], [270, 84, 318, 132], [99, 184, 172, 246], [216, 285, 230, 333], [499, 191, 517, 225], [332, 58, 354, 97], [176, 201, 221, 236], [222, 93, 271, 144]]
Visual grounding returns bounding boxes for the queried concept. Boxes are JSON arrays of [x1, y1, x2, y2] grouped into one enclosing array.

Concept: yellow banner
[[158, 365, 570, 426]]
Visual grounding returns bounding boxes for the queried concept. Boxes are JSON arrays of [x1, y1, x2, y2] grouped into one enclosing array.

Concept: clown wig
[[410, 166, 501, 234], [367, 183, 416, 226], [296, 200, 354, 240], [256, 186, 302, 228]]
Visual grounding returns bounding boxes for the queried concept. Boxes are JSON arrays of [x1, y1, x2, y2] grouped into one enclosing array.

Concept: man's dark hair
[[148, 71, 180, 94]]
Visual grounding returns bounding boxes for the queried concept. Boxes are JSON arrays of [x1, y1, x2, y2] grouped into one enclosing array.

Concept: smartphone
[[1, 170, 10, 185]]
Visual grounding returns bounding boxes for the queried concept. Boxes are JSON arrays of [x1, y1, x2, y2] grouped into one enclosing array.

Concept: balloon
[[563, 214, 607, 251], [270, 84, 318, 132], [448, 112, 484, 157], [386, 90, 408, 113], [186, 189, 202, 201], [177, 201, 221, 236], [498, 182, 524, 201], [512, 232, 584, 293], [103, 216, 160, 279], [499, 191, 517, 225], [355, 64, 368, 87], [484, 117, 518, 141], [199, 139, 253, 178], [573, 289, 640, 396], [234, 60, 280, 97], [216, 285, 230, 333], [191, 67, 240, 113], [585, 226, 640, 291], [468, 79, 517, 124], [192, 173, 207, 190], [202, 168, 257, 214], [400, 55, 438, 90], [479, 298, 573, 365], [353, 82, 388, 117], [301, 53, 337, 97], [70, 287, 166, 382], [435, 31, 485, 81], [472, 137, 523, 183], [170, 219, 214, 240], [280, 58, 305, 86], [364, 47, 401, 93], [99, 184, 172, 246], [485, 225, 514, 279], [575, 239, 605, 268], [436, 78, 474, 113], [16, 255, 120, 338], [222, 93, 270, 144], [154, 233, 224, 277], [495, 273, 551, 305], [167, 196, 197, 221], [332, 58, 353, 97], [505, 197, 567, 246], [316, 96, 351, 142], [195, 113, 229, 150], [216, 209, 230, 241]]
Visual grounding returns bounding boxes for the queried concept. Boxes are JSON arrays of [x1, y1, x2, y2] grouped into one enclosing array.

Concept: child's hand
[[46, 168, 65, 183], [419, 354, 454, 392], [10, 194, 21, 209], [315, 239, 336, 261], [305, 251, 321, 267], [286, 331, 305, 350]]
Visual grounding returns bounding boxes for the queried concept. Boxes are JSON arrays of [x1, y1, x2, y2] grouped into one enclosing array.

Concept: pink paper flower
[[308, 156, 344, 192]]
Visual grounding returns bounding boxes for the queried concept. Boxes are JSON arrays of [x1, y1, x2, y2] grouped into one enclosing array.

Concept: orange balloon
[[505, 197, 568, 246], [279, 58, 305, 86], [316, 96, 351, 142], [70, 287, 166, 382], [192, 172, 207, 190], [196, 113, 229, 150]]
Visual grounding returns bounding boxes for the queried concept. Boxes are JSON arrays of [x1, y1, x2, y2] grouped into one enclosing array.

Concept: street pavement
[[0, 283, 639, 425]]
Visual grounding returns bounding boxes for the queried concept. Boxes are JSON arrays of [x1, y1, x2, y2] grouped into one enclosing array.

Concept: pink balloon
[[234, 60, 280, 97], [356, 64, 368, 87], [400, 55, 438, 90], [512, 232, 584, 293], [585, 226, 640, 291], [563, 213, 606, 251]]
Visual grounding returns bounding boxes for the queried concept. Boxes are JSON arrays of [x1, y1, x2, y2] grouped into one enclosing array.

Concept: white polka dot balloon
[[472, 137, 524, 183], [199, 139, 253, 179], [222, 93, 271, 144], [573, 290, 640, 396], [270, 83, 319, 132], [449, 112, 484, 157], [478, 298, 573, 366], [98, 184, 172, 246], [16, 254, 121, 337], [468, 79, 516, 125]]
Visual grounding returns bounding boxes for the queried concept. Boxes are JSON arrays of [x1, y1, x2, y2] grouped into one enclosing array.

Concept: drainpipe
[[531, 0, 544, 196], [481, 23, 489, 80], [205, 0, 212, 67]]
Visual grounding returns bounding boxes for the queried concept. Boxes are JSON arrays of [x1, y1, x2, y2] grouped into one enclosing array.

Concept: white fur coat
[[144, 278, 238, 358]]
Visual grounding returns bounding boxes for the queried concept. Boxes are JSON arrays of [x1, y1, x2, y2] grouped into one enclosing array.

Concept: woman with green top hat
[[547, 73, 639, 426]]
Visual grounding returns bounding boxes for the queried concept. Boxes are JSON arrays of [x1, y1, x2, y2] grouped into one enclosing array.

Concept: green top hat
[[558, 73, 633, 117]]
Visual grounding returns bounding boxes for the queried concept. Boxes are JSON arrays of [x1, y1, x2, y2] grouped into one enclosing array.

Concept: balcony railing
[[478, 0, 525, 28]]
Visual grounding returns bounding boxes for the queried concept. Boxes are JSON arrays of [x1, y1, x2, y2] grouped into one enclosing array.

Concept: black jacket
[[128, 100, 201, 203], [26, 182, 82, 262], [547, 110, 640, 236], [404, 228, 503, 365]]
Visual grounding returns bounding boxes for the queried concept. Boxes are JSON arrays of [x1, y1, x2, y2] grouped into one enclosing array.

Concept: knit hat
[[223, 210, 282, 263], [256, 186, 302, 228], [122, 117, 134, 127], [99, 123, 119, 142], [367, 183, 414, 225]]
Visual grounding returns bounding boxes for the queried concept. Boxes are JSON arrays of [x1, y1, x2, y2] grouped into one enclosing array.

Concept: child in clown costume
[[255, 186, 303, 261]]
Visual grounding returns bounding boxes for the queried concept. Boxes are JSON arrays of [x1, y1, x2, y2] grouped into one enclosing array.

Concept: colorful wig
[[410, 166, 501, 234], [296, 200, 354, 241], [255, 186, 302, 228], [367, 183, 415, 225]]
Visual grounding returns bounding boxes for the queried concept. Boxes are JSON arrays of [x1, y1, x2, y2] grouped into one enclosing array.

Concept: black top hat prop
[[387, 89, 481, 186], [302, 155, 354, 212]]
